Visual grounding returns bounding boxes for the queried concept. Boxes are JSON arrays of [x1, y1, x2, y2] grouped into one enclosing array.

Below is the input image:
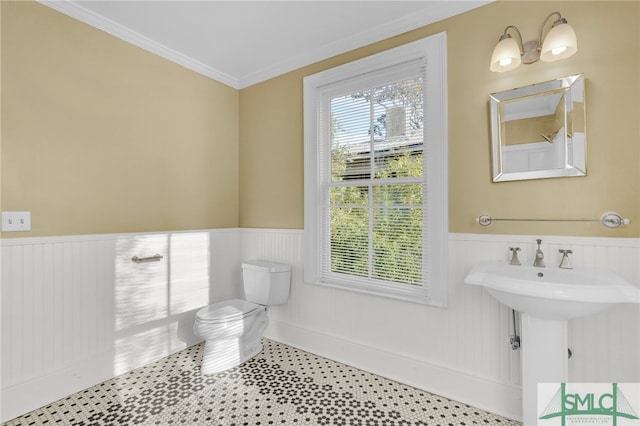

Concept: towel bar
[[131, 253, 163, 263], [475, 212, 630, 229]]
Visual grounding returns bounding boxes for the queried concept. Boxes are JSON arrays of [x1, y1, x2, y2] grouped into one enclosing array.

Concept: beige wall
[[2, 1, 638, 239], [1, 1, 239, 237], [239, 1, 640, 237]]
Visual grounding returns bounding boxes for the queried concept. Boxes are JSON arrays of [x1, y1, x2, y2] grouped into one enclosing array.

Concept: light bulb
[[541, 21, 577, 62], [490, 36, 521, 72], [499, 57, 513, 66]]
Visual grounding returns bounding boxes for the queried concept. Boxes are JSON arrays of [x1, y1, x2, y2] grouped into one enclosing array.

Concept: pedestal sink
[[464, 261, 640, 426]]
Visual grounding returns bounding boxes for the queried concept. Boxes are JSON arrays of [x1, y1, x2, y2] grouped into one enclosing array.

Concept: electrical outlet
[[2, 211, 31, 232]]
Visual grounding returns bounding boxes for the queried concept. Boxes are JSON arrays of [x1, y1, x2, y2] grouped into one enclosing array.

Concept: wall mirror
[[490, 74, 586, 182]]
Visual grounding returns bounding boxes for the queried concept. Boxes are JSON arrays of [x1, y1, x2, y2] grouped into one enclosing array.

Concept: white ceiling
[[39, 1, 490, 89]]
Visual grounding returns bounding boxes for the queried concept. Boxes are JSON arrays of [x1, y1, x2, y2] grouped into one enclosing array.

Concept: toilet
[[194, 260, 291, 374]]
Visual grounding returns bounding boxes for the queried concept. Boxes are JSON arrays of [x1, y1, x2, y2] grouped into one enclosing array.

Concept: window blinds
[[304, 32, 448, 306], [318, 61, 429, 298]]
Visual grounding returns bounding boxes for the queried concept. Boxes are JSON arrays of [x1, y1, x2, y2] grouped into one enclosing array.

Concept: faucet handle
[[533, 239, 545, 267], [509, 247, 521, 265], [559, 249, 573, 269]]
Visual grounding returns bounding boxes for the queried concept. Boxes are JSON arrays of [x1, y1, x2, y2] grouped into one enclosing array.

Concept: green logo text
[[540, 383, 639, 425]]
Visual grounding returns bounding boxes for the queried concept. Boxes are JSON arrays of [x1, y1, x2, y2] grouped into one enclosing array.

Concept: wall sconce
[[490, 11, 577, 72]]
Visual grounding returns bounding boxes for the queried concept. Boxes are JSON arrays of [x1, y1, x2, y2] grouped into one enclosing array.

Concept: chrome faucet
[[509, 247, 521, 265], [533, 239, 545, 267], [559, 249, 573, 269]]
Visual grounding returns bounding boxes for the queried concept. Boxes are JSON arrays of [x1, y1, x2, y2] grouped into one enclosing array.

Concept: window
[[303, 33, 448, 306]]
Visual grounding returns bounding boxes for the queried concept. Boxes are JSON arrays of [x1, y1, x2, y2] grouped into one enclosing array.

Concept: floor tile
[[3, 339, 521, 425]]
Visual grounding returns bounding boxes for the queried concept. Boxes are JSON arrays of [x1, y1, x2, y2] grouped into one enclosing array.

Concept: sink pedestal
[[520, 314, 568, 426], [464, 260, 640, 425]]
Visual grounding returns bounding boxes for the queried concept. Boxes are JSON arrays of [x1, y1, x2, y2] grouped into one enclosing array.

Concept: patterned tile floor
[[4, 339, 521, 425]]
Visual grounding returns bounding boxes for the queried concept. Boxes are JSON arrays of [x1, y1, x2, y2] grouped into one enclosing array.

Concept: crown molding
[[37, 0, 241, 89], [237, 1, 491, 88], [38, 1, 491, 90]]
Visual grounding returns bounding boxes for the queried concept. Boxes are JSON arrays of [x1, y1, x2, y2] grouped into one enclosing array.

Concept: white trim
[[238, 1, 490, 88], [36, 0, 240, 88], [449, 232, 640, 248], [37, 0, 490, 89], [0, 228, 240, 246], [238, 228, 302, 236], [1, 349, 119, 423], [424, 32, 449, 306], [264, 319, 522, 422], [4, 229, 635, 248], [303, 33, 448, 307]]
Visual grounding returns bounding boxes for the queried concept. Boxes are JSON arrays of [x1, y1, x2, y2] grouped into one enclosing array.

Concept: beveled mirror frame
[[490, 74, 586, 182]]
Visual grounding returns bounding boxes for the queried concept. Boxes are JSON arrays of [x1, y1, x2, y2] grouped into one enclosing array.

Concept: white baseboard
[[1, 321, 201, 423], [264, 319, 523, 422], [1, 350, 117, 423]]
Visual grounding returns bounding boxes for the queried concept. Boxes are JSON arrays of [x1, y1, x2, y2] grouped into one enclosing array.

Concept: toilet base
[[200, 337, 263, 374], [198, 309, 269, 375]]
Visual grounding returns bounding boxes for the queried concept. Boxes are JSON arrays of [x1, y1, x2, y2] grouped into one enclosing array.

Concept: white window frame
[[303, 32, 448, 306]]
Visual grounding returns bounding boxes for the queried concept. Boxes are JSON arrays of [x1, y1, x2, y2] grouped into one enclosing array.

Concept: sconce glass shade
[[540, 21, 577, 62], [490, 36, 522, 72]]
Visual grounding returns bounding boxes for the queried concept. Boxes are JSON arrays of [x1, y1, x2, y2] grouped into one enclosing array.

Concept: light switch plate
[[2, 211, 31, 232]]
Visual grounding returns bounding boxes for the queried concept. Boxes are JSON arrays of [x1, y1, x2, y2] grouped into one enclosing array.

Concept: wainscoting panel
[[0, 229, 238, 422], [2, 229, 638, 423], [242, 229, 639, 422], [1, 237, 116, 388]]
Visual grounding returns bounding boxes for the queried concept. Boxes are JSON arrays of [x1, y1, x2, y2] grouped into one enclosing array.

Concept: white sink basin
[[465, 260, 639, 424], [465, 261, 640, 320]]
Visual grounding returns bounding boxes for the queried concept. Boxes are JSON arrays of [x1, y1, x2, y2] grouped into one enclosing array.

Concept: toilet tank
[[242, 260, 291, 305]]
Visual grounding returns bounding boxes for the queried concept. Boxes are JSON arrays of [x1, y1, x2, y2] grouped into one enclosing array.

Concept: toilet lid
[[196, 299, 263, 323]]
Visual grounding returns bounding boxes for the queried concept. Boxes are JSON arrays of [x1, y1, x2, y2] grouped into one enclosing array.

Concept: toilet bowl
[[194, 260, 291, 374], [194, 299, 268, 374]]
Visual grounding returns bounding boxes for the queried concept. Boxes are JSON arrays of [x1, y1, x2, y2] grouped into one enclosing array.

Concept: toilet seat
[[195, 299, 263, 324]]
